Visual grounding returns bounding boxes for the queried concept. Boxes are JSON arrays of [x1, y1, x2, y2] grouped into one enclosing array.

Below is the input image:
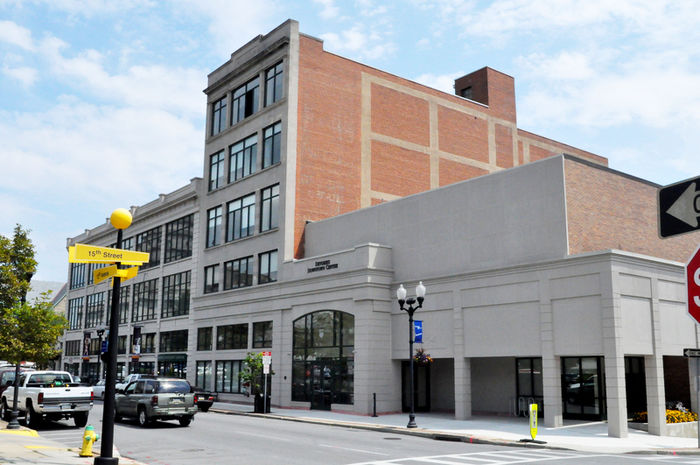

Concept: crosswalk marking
[[348, 449, 608, 465]]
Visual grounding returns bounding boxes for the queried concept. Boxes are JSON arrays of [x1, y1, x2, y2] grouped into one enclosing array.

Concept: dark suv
[[0, 367, 35, 397], [114, 378, 196, 427]]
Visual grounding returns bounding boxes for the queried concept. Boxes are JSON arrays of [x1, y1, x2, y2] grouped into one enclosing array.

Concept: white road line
[[318, 443, 390, 456], [348, 450, 611, 465]]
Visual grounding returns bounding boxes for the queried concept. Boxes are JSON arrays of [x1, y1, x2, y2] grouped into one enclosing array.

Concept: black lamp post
[[396, 281, 426, 429], [6, 271, 33, 430]]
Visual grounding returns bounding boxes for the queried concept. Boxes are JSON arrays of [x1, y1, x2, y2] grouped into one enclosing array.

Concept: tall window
[[209, 150, 225, 191], [107, 286, 130, 325], [226, 194, 255, 241], [207, 206, 223, 247], [216, 324, 248, 350], [211, 96, 227, 136], [261, 184, 279, 232], [70, 263, 86, 289], [159, 330, 188, 352], [262, 122, 281, 168], [232, 77, 259, 124], [196, 361, 212, 390], [223, 256, 253, 290], [132, 278, 158, 322], [197, 327, 213, 351], [292, 311, 354, 404], [161, 271, 191, 318], [84, 292, 104, 328], [141, 333, 156, 353], [121, 237, 133, 250], [164, 214, 193, 263], [204, 264, 219, 294], [229, 135, 257, 182], [215, 360, 243, 393], [67, 297, 83, 330], [258, 250, 278, 284], [136, 226, 161, 269], [265, 62, 284, 106], [253, 321, 273, 348], [118, 335, 127, 354], [65, 340, 81, 356]]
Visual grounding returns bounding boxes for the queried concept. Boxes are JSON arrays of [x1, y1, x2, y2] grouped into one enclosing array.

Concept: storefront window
[[291, 311, 354, 408]]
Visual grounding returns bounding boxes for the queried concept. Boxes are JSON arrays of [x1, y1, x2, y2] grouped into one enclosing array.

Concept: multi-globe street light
[[396, 281, 426, 429]]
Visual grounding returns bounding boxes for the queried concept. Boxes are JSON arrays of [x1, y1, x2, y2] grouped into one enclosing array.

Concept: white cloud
[[517, 52, 594, 81], [320, 25, 396, 61], [313, 0, 340, 19], [413, 71, 464, 94], [2, 65, 38, 86], [0, 20, 35, 51]]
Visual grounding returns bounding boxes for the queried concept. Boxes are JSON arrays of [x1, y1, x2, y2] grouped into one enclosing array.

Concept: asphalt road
[[34, 402, 700, 465]]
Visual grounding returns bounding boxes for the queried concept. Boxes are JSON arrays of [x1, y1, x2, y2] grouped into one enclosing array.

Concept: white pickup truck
[[0, 370, 93, 427]]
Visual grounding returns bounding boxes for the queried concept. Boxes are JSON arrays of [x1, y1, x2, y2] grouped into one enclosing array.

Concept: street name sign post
[[658, 176, 700, 238], [262, 352, 271, 414]]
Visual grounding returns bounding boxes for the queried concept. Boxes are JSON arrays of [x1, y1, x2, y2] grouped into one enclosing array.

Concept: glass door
[[561, 357, 605, 420], [310, 361, 333, 410]]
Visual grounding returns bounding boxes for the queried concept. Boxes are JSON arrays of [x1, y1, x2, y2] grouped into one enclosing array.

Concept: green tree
[[0, 297, 68, 366], [0, 225, 37, 312], [240, 352, 265, 395]]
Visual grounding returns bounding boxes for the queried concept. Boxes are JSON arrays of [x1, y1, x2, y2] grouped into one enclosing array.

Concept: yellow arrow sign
[[93, 265, 118, 284], [69, 244, 149, 265], [95, 265, 140, 285]]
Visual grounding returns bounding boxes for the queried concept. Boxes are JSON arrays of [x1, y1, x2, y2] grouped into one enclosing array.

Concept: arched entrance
[[292, 311, 354, 410]]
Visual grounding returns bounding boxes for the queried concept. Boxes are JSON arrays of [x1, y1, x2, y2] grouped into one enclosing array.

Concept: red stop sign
[[688, 246, 700, 324]]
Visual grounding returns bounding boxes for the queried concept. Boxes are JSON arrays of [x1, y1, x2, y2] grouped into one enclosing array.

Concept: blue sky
[[1, 0, 699, 283]]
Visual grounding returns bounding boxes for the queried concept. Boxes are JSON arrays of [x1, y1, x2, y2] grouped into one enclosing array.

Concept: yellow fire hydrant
[[79, 425, 99, 457]]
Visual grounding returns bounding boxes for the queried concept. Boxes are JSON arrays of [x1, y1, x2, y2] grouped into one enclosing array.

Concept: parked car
[[191, 386, 217, 412], [1, 371, 93, 427], [114, 377, 196, 427], [115, 373, 157, 391], [0, 366, 35, 397], [92, 380, 106, 400]]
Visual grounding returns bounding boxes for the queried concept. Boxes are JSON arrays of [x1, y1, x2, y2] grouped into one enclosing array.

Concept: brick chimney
[[454, 67, 516, 123]]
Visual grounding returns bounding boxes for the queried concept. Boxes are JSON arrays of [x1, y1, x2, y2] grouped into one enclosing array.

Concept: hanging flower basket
[[414, 348, 433, 365]]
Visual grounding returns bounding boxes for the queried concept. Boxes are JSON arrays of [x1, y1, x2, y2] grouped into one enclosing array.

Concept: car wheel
[[198, 405, 210, 413], [25, 402, 41, 429], [74, 412, 88, 427], [178, 416, 192, 427], [137, 407, 150, 427]]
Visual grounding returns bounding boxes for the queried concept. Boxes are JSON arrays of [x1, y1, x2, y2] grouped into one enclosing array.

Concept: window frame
[[252, 321, 273, 348], [216, 323, 248, 350], [232, 77, 260, 124], [211, 95, 227, 136], [209, 150, 225, 192], [229, 134, 257, 183], [262, 122, 282, 168], [164, 214, 194, 263], [206, 206, 223, 248], [204, 264, 219, 294], [161, 271, 191, 318], [226, 193, 255, 242], [260, 184, 279, 232], [258, 250, 278, 284], [223, 256, 253, 290], [265, 62, 284, 106]]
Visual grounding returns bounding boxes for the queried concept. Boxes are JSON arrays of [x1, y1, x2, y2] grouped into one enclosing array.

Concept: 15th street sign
[[658, 176, 700, 238]]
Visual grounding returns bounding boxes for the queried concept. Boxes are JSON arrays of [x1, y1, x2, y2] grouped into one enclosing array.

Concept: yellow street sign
[[93, 265, 117, 284], [69, 244, 149, 265], [529, 403, 538, 440], [95, 265, 139, 285]]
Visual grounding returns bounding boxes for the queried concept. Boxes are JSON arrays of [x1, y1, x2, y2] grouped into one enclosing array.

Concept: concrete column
[[540, 277, 562, 427], [645, 277, 666, 436], [601, 267, 628, 438], [645, 355, 667, 436], [454, 358, 472, 419], [452, 288, 471, 419]]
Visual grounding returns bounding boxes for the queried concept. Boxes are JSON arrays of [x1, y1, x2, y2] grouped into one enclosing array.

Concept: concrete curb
[[208, 407, 700, 456]]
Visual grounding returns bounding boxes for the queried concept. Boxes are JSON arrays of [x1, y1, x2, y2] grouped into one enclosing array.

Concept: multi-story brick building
[[60, 20, 700, 438]]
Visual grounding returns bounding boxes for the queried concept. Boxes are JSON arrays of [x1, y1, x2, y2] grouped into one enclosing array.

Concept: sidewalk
[[3, 406, 700, 464], [0, 418, 146, 465], [210, 402, 700, 455]]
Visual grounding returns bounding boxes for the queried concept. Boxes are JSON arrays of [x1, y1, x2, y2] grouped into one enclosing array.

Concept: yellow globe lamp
[[110, 208, 132, 230]]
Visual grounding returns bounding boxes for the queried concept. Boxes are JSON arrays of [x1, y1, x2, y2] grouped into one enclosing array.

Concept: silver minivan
[[114, 378, 196, 427]]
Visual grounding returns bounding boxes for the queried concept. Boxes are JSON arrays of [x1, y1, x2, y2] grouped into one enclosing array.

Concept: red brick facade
[[565, 158, 700, 262], [295, 35, 609, 259]]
